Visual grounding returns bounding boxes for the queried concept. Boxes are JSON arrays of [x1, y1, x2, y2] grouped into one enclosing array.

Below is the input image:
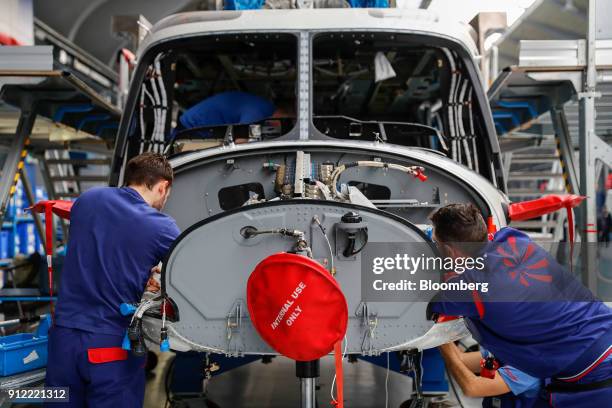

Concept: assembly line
[[0, 1, 611, 408]]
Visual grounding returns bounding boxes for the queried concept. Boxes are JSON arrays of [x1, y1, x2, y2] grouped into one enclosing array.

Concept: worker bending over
[[439, 342, 546, 407], [427, 203, 612, 407], [179, 91, 276, 130], [176, 91, 293, 142], [45, 153, 180, 408]]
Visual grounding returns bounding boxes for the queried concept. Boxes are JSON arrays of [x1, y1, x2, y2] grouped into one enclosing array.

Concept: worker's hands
[[145, 265, 161, 293]]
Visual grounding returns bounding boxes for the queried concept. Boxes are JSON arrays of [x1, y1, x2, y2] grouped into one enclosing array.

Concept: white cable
[[454, 74, 463, 165], [149, 66, 162, 153], [330, 335, 348, 404], [155, 57, 168, 151], [330, 161, 424, 198], [467, 85, 479, 173], [457, 78, 473, 170], [385, 352, 390, 408], [314, 216, 334, 273], [442, 48, 458, 162]]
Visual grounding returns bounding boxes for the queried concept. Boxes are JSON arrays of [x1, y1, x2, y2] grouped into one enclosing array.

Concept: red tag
[[87, 347, 128, 364], [247, 253, 348, 362]]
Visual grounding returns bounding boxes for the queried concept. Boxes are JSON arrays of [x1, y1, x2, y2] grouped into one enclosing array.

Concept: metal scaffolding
[[488, 0, 612, 292]]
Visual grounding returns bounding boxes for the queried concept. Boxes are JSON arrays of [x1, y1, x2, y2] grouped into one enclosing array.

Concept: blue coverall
[[480, 348, 547, 408], [179, 91, 275, 130], [45, 187, 180, 407], [429, 227, 612, 407]]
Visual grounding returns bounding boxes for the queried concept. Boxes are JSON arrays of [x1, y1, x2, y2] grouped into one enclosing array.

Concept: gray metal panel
[[519, 40, 586, 68], [167, 141, 509, 229], [163, 201, 436, 355], [0, 46, 53, 71]]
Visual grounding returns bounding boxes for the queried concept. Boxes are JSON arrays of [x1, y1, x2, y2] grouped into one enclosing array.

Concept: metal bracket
[[226, 299, 244, 357], [356, 302, 378, 356], [577, 91, 602, 99], [591, 131, 612, 168]]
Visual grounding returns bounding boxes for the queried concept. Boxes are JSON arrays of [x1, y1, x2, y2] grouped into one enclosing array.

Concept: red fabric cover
[[0, 33, 22, 46], [247, 253, 348, 362], [87, 347, 128, 364], [508, 194, 585, 221], [435, 314, 460, 323], [26, 200, 73, 220]]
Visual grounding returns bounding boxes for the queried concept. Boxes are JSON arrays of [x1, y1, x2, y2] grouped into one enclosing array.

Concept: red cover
[[25, 200, 74, 306], [247, 253, 348, 362], [508, 194, 585, 221]]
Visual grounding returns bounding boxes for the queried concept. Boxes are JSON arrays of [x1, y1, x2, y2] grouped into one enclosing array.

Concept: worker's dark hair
[[124, 152, 173, 189], [429, 203, 487, 254]]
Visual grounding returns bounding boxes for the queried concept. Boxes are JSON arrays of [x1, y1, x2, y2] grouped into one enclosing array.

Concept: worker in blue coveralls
[[45, 152, 180, 408], [176, 91, 292, 141], [427, 203, 612, 407], [179, 91, 276, 129], [439, 342, 547, 407]]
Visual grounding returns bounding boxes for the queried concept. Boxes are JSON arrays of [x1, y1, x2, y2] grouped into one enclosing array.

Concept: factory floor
[[144, 352, 481, 408]]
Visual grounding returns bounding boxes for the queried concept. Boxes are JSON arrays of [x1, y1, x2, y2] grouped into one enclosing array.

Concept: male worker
[[427, 203, 612, 407], [439, 342, 547, 407], [178, 91, 277, 130], [45, 152, 180, 407], [175, 91, 293, 142]]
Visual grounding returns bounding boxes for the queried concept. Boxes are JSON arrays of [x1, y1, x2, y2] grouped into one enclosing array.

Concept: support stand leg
[[296, 360, 319, 408]]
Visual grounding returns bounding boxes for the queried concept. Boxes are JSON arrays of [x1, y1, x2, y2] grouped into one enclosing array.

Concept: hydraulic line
[[330, 161, 426, 199]]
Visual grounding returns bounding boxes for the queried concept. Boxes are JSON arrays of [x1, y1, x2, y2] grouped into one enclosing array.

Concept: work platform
[[0, 47, 121, 313], [487, 34, 612, 293]]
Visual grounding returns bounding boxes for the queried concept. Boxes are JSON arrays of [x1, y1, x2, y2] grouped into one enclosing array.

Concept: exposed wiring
[[385, 352, 390, 408], [457, 78, 473, 170], [139, 88, 146, 154], [313, 215, 334, 273], [467, 85, 479, 173], [330, 161, 426, 199], [442, 48, 458, 162], [155, 57, 168, 153], [330, 335, 348, 404]]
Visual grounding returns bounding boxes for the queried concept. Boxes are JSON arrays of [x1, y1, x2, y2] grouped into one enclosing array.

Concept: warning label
[[270, 281, 306, 330]]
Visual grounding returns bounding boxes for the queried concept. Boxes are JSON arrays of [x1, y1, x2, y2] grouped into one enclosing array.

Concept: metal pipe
[[300, 378, 316, 408], [578, 0, 599, 291], [19, 166, 46, 250]]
